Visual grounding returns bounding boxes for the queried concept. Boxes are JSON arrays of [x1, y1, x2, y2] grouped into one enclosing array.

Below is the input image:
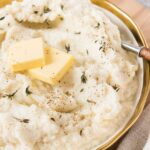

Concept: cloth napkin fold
[[117, 100, 150, 150]]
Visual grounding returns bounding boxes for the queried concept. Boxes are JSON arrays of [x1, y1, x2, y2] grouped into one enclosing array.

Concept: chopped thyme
[[99, 45, 103, 51], [65, 44, 71, 53], [80, 129, 83, 136], [25, 86, 32, 95], [112, 85, 120, 92], [65, 91, 71, 96], [0, 16, 5, 21], [60, 4, 64, 10], [80, 89, 84, 92], [86, 49, 89, 55], [14, 117, 29, 123], [95, 40, 98, 43], [74, 32, 81, 35], [3, 90, 18, 100], [44, 7, 51, 13], [87, 100, 96, 104], [34, 11, 38, 14], [81, 72, 87, 84], [95, 22, 100, 28], [22, 119, 30, 123], [51, 118, 55, 122]]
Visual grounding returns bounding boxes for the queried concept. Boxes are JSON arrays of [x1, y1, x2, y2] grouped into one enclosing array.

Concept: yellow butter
[[0, 30, 5, 43], [28, 47, 74, 85], [9, 38, 46, 72], [0, 0, 12, 8], [0, 0, 22, 8]]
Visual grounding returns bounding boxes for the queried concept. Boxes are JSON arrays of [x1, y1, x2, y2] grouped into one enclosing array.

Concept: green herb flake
[[51, 118, 55, 122], [3, 90, 18, 100], [22, 119, 30, 123], [86, 49, 89, 55], [87, 99, 96, 104], [34, 11, 38, 14], [74, 32, 81, 35], [60, 4, 64, 10], [0, 16, 5, 21], [112, 85, 120, 92], [14, 117, 29, 123], [99, 45, 103, 51], [65, 91, 71, 96], [81, 72, 87, 84], [44, 7, 51, 13], [25, 86, 32, 95], [95, 22, 100, 29], [80, 129, 83, 136], [80, 89, 84, 92], [65, 44, 71, 53]]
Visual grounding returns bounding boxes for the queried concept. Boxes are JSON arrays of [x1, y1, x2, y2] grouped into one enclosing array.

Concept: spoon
[[121, 42, 150, 61]]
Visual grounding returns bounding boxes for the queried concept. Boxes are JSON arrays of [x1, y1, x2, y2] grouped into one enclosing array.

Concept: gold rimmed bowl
[[0, 0, 150, 150], [91, 0, 150, 149]]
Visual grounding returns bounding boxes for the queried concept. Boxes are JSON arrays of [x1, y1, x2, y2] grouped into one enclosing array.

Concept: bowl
[[91, 0, 150, 149], [0, 0, 150, 149]]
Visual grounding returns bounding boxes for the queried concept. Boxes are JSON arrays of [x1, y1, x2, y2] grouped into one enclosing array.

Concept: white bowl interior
[[92, 4, 144, 149]]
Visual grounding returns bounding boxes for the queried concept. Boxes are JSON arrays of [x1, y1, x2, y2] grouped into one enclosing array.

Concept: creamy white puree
[[0, 0, 139, 150]]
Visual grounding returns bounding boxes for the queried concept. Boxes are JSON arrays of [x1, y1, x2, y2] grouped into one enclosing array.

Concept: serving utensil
[[121, 42, 150, 61]]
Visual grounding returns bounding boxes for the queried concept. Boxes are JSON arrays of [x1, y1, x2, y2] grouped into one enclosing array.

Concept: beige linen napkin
[[116, 100, 150, 150]]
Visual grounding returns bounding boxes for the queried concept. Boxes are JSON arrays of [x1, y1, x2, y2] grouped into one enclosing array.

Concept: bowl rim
[[91, 0, 150, 149]]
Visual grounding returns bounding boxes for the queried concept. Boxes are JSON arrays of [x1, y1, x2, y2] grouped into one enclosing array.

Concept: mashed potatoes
[[0, 0, 139, 149]]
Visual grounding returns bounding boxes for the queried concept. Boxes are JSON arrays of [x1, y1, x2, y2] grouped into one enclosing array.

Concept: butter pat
[[0, 0, 22, 8], [28, 47, 74, 85], [9, 38, 46, 72], [0, 30, 5, 43], [0, 0, 12, 8]]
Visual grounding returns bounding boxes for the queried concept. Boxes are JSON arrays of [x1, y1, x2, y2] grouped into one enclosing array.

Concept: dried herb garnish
[[65, 44, 71, 53], [86, 49, 89, 55], [44, 7, 51, 13], [74, 32, 81, 35], [51, 118, 55, 122], [80, 129, 83, 136], [34, 11, 38, 14], [14, 117, 29, 123], [95, 22, 100, 28], [22, 119, 30, 123], [65, 91, 71, 96], [0, 16, 5, 21], [80, 89, 84, 92], [81, 72, 87, 83], [87, 99, 96, 104], [3, 90, 18, 100], [60, 4, 64, 10], [112, 85, 120, 92], [25, 86, 32, 95], [99, 45, 103, 51]]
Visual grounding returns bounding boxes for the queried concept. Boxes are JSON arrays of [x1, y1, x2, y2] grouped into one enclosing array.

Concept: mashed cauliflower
[[0, 0, 139, 150]]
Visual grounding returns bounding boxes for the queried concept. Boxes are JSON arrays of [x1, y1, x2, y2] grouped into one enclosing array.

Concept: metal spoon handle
[[121, 42, 150, 61], [121, 42, 142, 54]]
